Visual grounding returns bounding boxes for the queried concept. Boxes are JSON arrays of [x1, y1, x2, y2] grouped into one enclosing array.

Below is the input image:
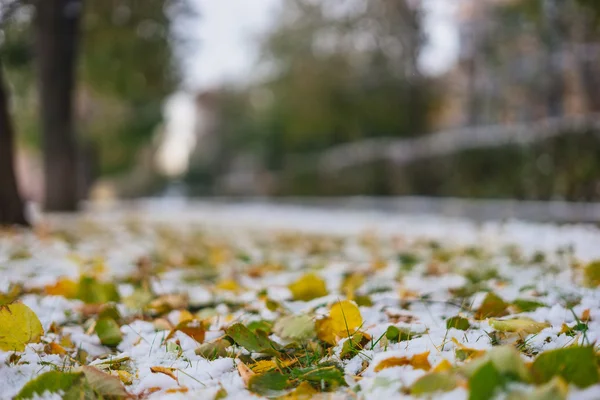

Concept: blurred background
[[4, 0, 600, 210]]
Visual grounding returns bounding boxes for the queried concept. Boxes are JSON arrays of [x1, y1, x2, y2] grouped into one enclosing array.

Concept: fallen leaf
[[166, 319, 206, 343], [474, 292, 508, 320], [288, 273, 328, 301], [95, 317, 123, 347], [330, 300, 362, 338], [0, 303, 44, 351], [150, 366, 179, 384], [531, 346, 599, 388], [273, 314, 315, 341], [237, 360, 255, 386], [489, 317, 550, 335], [374, 351, 431, 372], [44, 278, 78, 298], [410, 372, 457, 395]]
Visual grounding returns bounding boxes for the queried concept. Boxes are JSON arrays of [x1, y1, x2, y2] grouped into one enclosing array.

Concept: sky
[[158, 0, 461, 176]]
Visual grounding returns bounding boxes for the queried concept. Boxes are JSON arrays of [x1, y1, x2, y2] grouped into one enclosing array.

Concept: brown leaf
[[237, 360, 255, 387]]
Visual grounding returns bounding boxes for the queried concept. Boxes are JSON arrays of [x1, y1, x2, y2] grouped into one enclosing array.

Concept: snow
[[1, 202, 600, 399]]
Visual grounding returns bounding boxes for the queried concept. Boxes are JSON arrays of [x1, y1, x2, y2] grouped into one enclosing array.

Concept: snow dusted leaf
[[410, 372, 458, 396], [288, 273, 328, 301], [15, 371, 83, 399], [273, 314, 315, 341], [489, 317, 550, 335], [474, 292, 508, 320], [340, 332, 370, 359], [0, 303, 44, 351], [330, 300, 362, 338], [374, 352, 431, 372], [531, 346, 599, 388], [95, 317, 123, 347]]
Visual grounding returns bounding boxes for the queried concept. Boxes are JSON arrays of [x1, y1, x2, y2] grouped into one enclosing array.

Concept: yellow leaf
[[178, 310, 194, 323], [374, 352, 431, 372], [330, 300, 362, 337], [216, 279, 241, 292], [150, 366, 179, 383], [251, 360, 277, 374], [433, 359, 453, 372], [113, 370, 133, 385], [489, 318, 551, 335], [0, 303, 44, 351], [288, 273, 328, 301], [316, 317, 337, 345], [44, 278, 78, 299], [279, 381, 317, 399]]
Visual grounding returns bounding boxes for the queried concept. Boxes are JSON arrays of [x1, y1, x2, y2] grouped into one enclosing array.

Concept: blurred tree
[[35, 0, 83, 211], [0, 0, 30, 225], [0, 57, 28, 225]]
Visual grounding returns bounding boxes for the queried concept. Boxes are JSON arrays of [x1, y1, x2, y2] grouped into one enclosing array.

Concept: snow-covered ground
[[1, 202, 599, 399]]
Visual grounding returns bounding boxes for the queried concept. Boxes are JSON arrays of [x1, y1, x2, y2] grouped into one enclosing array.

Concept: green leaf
[[81, 365, 130, 398], [248, 371, 289, 396], [292, 363, 346, 388], [474, 292, 508, 320], [273, 314, 315, 341], [0, 303, 44, 351], [411, 372, 457, 395], [95, 317, 123, 347], [512, 299, 546, 312], [15, 371, 83, 399], [247, 320, 273, 334], [531, 346, 599, 388], [468, 361, 503, 400], [226, 323, 279, 355], [385, 325, 419, 342], [463, 346, 530, 383], [77, 276, 120, 304], [446, 316, 471, 331]]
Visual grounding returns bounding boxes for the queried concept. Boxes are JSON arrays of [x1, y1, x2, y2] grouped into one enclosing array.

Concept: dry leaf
[[237, 360, 255, 386], [374, 351, 431, 372], [150, 366, 179, 384]]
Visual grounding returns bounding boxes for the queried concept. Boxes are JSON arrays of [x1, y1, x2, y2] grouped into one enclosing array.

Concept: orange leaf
[[166, 319, 206, 343], [150, 366, 179, 383], [374, 352, 431, 372]]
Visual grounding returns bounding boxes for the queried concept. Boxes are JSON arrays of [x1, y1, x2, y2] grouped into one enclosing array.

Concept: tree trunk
[[0, 58, 29, 226], [35, 0, 83, 211]]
